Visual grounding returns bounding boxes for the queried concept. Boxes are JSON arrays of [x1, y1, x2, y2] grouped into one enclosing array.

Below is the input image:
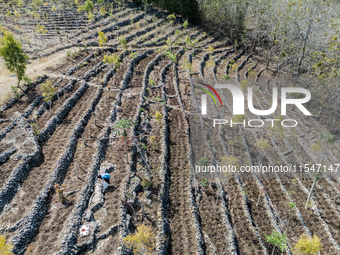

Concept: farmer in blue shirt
[[97, 173, 110, 191]]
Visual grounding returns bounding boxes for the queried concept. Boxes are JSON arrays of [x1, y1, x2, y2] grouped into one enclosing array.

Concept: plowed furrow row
[[169, 109, 198, 255]]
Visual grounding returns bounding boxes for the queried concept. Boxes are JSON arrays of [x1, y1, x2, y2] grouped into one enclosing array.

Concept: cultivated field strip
[[199, 51, 274, 254]]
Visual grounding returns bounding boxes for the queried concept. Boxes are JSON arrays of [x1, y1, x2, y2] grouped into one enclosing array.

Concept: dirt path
[[0, 48, 79, 101]]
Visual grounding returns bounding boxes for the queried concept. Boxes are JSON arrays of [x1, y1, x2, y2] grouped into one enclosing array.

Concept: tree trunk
[[125, 135, 128, 164], [271, 246, 276, 255]]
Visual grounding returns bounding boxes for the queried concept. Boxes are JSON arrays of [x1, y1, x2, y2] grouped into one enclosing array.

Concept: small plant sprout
[[167, 13, 176, 25], [54, 183, 68, 205], [141, 177, 152, 190], [112, 118, 137, 163], [118, 36, 128, 50], [150, 136, 157, 150], [207, 46, 214, 54], [98, 30, 107, 47], [153, 97, 162, 103], [36, 24, 48, 34], [222, 75, 230, 80], [311, 143, 322, 153], [103, 53, 121, 71], [287, 202, 296, 232], [131, 51, 138, 60], [123, 224, 155, 254], [140, 143, 147, 150], [293, 234, 321, 255], [257, 189, 266, 207], [200, 178, 208, 187], [265, 230, 287, 255], [10, 86, 21, 100], [241, 79, 249, 92], [148, 78, 156, 86], [180, 58, 192, 74], [231, 62, 239, 72], [199, 157, 208, 166], [183, 19, 189, 29], [41, 81, 55, 111], [153, 111, 162, 124], [31, 122, 40, 136]]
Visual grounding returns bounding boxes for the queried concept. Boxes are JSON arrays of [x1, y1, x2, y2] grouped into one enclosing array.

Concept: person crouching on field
[[97, 173, 110, 192]]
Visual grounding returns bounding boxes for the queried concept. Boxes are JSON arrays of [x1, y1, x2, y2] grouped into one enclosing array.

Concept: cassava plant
[[287, 202, 296, 232], [41, 81, 55, 111], [265, 230, 287, 255], [112, 118, 136, 163]]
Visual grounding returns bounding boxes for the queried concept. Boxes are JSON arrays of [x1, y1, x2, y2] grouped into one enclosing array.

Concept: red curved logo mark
[[197, 82, 223, 106]]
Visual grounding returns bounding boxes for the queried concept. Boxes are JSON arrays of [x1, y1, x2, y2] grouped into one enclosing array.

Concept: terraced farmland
[[0, 1, 340, 255]]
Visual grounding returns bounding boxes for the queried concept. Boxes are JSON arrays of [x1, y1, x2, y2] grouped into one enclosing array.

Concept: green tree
[[0, 30, 28, 91], [112, 118, 136, 163]]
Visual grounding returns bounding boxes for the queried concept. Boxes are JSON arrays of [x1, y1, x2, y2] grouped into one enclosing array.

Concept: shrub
[[0, 236, 13, 254], [84, 0, 94, 15], [293, 234, 321, 255], [183, 19, 189, 29], [254, 138, 270, 152], [153, 111, 162, 123], [206, 46, 214, 54], [103, 54, 121, 71], [123, 225, 155, 254], [98, 30, 107, 47], [118, 36, 128, 49], [40, 81, 55, 105]]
